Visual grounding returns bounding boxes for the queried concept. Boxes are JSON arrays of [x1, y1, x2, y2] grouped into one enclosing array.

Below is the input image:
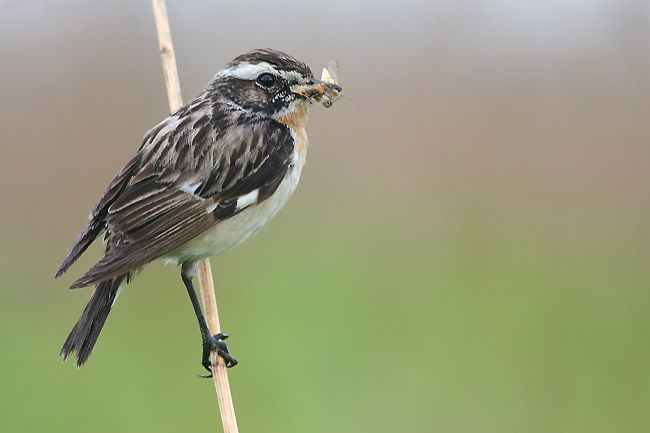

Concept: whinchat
[[55, 49, 342, 374]]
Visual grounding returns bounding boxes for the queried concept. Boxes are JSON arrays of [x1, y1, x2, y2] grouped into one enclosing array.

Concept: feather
[[65, 109, 295, 288]]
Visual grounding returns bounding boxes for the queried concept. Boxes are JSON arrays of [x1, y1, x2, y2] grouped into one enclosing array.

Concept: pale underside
[[162, 141, 305, 265]]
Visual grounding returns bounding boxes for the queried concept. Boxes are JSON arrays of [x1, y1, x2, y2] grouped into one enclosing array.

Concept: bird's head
[[210, 49, 342, 128]]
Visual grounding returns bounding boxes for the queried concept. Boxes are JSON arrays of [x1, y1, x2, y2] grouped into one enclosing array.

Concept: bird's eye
[[256, 73, 276, 88]]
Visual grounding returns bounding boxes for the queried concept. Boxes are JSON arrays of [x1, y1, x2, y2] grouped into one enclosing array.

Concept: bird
[[55, 48, 342, 374]]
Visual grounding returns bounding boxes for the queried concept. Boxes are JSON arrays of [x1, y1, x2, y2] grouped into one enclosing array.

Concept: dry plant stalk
[[151, 1, 239, 432]]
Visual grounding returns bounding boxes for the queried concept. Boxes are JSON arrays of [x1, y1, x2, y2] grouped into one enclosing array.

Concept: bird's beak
[[290, 80, 342, 105]]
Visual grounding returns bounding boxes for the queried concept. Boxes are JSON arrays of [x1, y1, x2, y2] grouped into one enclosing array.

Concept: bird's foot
[[200, 332, 238, 378]]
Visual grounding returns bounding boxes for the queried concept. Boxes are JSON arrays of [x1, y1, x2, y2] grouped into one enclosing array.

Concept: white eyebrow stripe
[[217, 62, 307, 83], [278, 70, 305, 83], [217, 62, 278, 80]]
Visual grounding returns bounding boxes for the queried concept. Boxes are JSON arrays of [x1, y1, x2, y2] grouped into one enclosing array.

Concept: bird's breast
[[276, 104, 309, 166], [290, 125, 308, 168]]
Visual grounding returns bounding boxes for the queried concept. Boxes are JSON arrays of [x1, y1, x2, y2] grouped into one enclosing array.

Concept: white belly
[[162, 146, 304, 264]]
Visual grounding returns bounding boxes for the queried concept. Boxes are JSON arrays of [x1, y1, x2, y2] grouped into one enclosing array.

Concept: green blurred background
[[1, 1, 649, 432]]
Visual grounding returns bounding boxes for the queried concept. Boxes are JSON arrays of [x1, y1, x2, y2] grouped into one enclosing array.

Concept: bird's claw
[[200, 332, 238, 378]]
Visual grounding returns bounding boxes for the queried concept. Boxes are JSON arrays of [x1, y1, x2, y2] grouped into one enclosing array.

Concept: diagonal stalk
[[151, 1, 239, 432]]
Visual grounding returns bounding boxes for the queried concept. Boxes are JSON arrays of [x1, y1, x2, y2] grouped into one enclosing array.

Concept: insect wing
[[326, 60, 340, 86]]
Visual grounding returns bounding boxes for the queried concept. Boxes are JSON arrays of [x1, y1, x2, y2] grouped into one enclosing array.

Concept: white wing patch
[[236, 189, 259, 210], [180, 181, 202, 195], [205, 189, 258, 214]]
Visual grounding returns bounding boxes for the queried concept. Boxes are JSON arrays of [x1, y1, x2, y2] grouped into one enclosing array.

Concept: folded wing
[[67, 117, 294, 288]]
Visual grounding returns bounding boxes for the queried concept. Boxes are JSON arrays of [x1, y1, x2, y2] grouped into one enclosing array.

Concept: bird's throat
[[276, 104, 309, 130]]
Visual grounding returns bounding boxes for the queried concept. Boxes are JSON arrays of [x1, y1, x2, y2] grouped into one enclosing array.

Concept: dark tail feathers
[[55, 220, 104, 279], [61, 274, 127, 366]]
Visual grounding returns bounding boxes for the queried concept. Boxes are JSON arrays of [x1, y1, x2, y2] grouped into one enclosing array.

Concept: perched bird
[[55, 48, 342, 373]]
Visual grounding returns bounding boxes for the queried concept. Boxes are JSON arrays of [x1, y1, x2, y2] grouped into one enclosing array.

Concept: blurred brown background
[[0, 1, 648, 432]]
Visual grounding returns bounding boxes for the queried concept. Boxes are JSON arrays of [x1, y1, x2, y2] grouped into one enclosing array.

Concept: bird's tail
[[61, 273, 128, 366]]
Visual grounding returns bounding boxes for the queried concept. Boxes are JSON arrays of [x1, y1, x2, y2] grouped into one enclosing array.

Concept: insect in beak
[[290, 61, 342, 108]]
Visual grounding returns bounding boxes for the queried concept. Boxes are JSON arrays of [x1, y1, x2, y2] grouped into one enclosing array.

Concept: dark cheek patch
[[244, 87, 266, 105], [269, 90, 294, 113], [216, 79, 295, 116]]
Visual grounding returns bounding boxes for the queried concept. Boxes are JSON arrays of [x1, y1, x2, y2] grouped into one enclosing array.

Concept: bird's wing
[[55, 154, 142, 278], [68, 113, 295, 288]]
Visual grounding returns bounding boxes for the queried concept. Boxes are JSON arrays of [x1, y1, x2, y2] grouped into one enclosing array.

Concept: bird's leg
[[181, 263, 238, 377]]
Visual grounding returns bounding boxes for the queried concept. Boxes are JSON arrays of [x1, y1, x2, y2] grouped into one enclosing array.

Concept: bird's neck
[[275, 104, 309, 131], [275, 104, 309, 167]]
